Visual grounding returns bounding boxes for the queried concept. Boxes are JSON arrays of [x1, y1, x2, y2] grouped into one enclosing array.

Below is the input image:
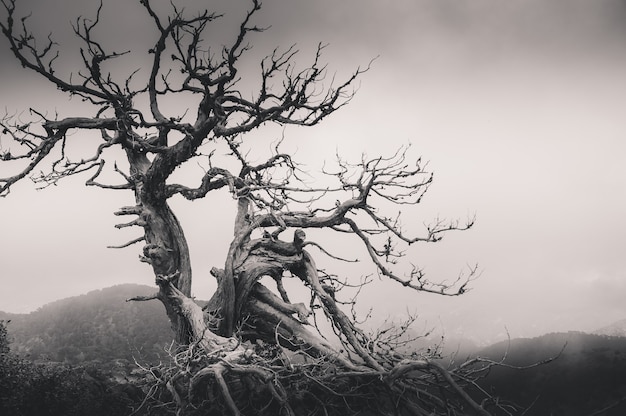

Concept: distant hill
[[474, 331, 626, 415], [0, 284, 174, 366]]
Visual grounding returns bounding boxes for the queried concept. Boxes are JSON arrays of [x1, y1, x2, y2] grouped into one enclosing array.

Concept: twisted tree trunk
[[123, 150, 194, 343]]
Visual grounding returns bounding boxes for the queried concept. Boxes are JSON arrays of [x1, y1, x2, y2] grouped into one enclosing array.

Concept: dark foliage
[[0, 320, 144, 416]]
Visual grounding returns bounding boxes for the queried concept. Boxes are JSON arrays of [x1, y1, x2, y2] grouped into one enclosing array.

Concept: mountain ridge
[[4, 285, 625, 364], [473, 330, 626, 415]]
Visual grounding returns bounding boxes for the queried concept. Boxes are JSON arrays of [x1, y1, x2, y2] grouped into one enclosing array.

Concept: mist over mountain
[[0, 284, 174, 366], [594, 318, 626, 338], [474, 331, 626, 415]]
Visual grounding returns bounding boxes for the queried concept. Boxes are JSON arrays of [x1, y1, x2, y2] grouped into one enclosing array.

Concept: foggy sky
[[1, 0, 626, 343]]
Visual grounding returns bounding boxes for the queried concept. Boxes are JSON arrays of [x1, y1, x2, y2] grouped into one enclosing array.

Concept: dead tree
[[0, 1, 511, 415]]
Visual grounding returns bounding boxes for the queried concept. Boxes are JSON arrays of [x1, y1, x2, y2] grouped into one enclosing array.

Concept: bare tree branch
[[0, 1, 496, 414]]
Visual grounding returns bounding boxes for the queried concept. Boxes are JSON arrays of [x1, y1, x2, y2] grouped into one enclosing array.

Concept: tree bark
[[125, 149, 193, 343], [141, 201, 193, 344]]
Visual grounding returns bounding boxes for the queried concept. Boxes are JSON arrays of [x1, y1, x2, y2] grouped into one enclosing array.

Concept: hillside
[[0, 284, 174, 366], [474, 331, 626, 415], [3, 288, 626, 415]]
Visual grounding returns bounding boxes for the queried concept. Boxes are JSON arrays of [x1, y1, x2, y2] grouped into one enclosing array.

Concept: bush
[[0, 320, 143, 416]]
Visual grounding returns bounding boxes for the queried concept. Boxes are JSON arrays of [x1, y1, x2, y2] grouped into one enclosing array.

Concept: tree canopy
[[0, 1, 513, 415]]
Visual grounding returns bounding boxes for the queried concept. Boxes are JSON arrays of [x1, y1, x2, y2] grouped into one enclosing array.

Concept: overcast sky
[[1, 0, 625, 344]]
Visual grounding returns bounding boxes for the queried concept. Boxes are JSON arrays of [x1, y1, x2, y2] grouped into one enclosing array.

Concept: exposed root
[[133, 332, 523, 416]]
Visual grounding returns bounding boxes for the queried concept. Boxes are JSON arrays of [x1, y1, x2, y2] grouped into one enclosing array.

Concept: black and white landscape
[[1, 0, 625, 414], [2, 285, 626, 415]]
